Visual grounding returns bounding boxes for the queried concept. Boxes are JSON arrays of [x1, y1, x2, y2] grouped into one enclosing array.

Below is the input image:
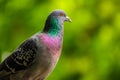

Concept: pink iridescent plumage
[[39, 33, 63, 58]]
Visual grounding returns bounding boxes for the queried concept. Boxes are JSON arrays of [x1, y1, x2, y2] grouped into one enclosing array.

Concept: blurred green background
[[0, 0, 120, 80]]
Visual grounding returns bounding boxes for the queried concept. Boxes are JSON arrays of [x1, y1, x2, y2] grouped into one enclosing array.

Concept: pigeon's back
[[0, 38, 39, 80], [0, 62, 11, 80]]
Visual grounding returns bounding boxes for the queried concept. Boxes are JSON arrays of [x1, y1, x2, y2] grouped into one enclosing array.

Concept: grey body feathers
[[0, 35, 54, 80]]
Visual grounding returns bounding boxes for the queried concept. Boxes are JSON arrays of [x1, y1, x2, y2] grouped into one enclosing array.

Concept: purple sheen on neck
[[39, 33, 63, 57]]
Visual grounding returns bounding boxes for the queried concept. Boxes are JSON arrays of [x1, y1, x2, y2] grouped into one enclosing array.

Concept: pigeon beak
[[65, 16, 72, 22]]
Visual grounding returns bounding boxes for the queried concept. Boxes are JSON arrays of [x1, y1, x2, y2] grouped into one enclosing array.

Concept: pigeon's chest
[[40, 34, 62, 56], [34, 34, 63, 79]]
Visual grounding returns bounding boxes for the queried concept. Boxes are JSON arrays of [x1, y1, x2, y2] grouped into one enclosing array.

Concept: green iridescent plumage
[[43, 16, 61, 36]]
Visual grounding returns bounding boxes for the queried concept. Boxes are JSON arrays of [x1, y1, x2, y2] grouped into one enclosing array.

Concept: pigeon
[[0, 10, 71, 80]]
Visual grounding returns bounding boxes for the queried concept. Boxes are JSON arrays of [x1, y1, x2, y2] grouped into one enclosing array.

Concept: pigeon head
[[43, 10, 71, 36], [49, 10, 72, 23]]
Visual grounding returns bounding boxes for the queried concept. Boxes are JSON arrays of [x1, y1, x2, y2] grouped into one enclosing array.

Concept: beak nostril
[[65, 16, 72, 22]]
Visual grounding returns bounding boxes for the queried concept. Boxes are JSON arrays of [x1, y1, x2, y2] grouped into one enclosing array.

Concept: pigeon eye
[[60, 13, 65, 17]]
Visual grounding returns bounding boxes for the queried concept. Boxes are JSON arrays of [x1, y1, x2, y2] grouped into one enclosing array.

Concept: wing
[[0, 38, 38, 78]]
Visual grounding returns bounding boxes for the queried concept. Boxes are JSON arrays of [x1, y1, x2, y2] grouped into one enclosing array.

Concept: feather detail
[[0, 38, 38, 79]]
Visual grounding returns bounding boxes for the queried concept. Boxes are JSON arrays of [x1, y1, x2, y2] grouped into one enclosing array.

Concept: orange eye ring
[[60, 12, 64, 16]]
